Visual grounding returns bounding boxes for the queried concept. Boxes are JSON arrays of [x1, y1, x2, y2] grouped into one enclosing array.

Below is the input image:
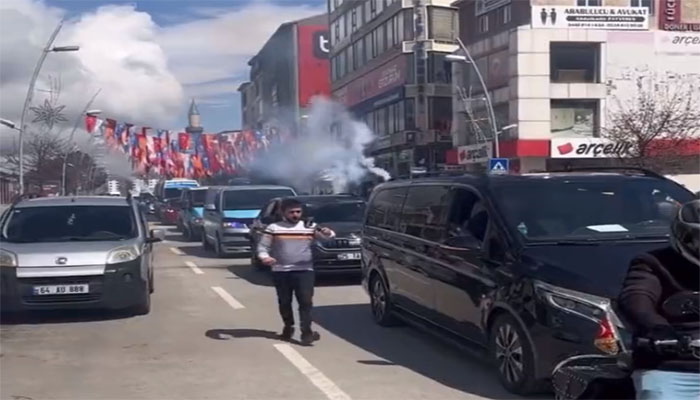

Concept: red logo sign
[[557, 142, 574, 155]]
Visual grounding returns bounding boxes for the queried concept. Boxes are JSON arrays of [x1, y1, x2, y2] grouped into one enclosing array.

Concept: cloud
[[0, 0, 184, 145], [156, 2, 325, 98]]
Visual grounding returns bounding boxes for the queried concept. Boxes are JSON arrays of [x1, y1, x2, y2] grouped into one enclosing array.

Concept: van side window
[[402, 185, 451, 242], [366, 187, 407, 231], [214, 192, 221, 210], [447, 188, 489, 242]]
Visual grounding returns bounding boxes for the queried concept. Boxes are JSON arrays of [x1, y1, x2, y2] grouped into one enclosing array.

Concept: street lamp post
[[18, 20, 79, 194], [446, 37, 501, 157], [61, 92, 102, 196]]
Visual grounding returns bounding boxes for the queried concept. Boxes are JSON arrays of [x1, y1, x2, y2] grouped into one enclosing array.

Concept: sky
[[0, 0, 325, 142]]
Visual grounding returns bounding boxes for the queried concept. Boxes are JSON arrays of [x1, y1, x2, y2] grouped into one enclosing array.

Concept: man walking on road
[[257, 198, 335, 345]]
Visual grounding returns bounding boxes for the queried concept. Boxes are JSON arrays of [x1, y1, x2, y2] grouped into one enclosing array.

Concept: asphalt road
[[0, 224, 521, 400]]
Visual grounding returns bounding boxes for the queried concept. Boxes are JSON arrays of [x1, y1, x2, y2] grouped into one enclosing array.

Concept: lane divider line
[[185, 261, 204, 275], [211, 286, 245, 310], [273, 343, 352, 400], [169, 247, 185, 256]]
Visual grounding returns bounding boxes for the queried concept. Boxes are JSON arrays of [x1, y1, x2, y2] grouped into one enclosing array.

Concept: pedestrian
[[257, 198, 335, 345]]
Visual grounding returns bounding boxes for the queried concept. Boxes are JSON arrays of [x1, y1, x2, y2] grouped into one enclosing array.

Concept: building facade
[[449, 0, 700, 173], [329, 0, 459, 177], [238, 14, 330, 136]]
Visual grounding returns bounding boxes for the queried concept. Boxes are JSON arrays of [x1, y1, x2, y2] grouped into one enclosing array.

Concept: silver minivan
[[0, 196, 164, 315], [201, 185, 296, 257]]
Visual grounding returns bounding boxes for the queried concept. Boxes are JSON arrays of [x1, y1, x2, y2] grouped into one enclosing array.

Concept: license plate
[[33, 284, 89, 296], [338, 252, 361, 260]]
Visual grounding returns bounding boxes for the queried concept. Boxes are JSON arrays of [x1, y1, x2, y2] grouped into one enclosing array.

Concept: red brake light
[[594, 317, 619, 354]]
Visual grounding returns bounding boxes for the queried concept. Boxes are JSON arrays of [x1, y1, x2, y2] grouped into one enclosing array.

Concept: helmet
[[670, 199, 700, 267]]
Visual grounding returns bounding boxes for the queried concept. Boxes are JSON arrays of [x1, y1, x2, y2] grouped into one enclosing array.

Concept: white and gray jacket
[[257, 220, 335, 272]]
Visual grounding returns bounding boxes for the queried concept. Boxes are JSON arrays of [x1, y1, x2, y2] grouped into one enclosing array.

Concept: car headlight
[[534, 280, 610, 323], [348, 233, 362, 246], [192, 217, 203, 225], [0, 249, 18, 268], [106, 246, 140, 264], [222, 221, 247, 228]]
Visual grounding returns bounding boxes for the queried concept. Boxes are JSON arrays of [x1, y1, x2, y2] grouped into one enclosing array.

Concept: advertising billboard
[[532, 6, 650, 30], [297, 25, 330, 108], [334, 56, 408, 107], [659, 0, 700, 31]]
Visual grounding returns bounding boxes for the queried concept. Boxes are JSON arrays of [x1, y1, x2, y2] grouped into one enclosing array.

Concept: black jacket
[[619, 247, 699, 372]]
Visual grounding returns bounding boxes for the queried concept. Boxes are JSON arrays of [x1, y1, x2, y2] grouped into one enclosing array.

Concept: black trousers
[[272, 271, 315, 333]]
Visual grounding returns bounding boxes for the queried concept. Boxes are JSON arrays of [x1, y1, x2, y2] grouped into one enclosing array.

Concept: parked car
[[0, 195, 164, 315], [361, 168, 694, 395], [154, 178, 199, 223], [250, 195, 365, 273], [178, 187, 209, 241], [202, 185, 296, 257]]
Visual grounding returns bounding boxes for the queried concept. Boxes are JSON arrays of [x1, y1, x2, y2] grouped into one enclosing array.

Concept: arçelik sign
[[458, 142, 493, 164], [551, 138, 634, 159]]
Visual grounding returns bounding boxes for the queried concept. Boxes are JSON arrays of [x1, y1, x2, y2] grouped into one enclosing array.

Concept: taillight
[[594, 317, 619, 354]]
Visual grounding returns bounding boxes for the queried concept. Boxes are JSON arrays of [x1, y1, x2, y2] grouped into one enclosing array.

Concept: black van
[[361, 169, 694, 394]]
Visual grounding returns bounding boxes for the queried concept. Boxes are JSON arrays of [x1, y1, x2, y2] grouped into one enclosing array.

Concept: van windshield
[[493, 178, 693, 241], [3, 206, 137, 243], [307, 202, 366, 223], [223, 189, 295, 210], [190, 190, 207, 206]]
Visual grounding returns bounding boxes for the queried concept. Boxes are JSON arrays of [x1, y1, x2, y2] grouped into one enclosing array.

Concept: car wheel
[[149, 268, 154, 294], [202, 231, 212, 251], [133, 283, 151, 316], [489, 314, 542, 395], [369, 273, 398, 327], [215, 235, 226, 258]]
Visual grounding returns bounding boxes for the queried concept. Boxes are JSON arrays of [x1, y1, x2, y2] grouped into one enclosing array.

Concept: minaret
[[186, 99, 203, 135]]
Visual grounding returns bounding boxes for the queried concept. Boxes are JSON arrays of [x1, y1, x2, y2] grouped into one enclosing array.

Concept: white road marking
[[273, 343, 352, 400], [185, 261, 204, 275], [211, 286, 245, 310], [169, 247, 184, 256]]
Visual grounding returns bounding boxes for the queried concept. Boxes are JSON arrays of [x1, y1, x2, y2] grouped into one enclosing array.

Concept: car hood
[[519, 240, 671, 298], [4, 239, 141, 267], [317, 221, 362, 237]]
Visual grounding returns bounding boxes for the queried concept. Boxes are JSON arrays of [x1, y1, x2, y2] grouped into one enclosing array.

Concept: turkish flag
[[178, 133, 189, 152]]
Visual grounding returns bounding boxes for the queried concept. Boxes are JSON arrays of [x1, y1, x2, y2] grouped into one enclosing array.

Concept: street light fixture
[[446, 38, 501, 157], [18, 20, 80, 195], [0, 118, 20, 130]]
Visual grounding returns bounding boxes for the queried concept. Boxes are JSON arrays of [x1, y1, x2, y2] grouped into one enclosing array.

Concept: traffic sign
[[488, 158, 509, 175]]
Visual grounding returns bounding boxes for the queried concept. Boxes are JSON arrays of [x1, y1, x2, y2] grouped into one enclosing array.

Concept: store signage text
[[532, 6, 650, 31], [551, 138, 634, 159], [458, 142, 493, 164], [660, 0, 700, 31]]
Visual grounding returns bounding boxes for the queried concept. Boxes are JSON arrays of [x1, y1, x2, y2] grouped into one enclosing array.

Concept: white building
[[449, 0, 700, 174]]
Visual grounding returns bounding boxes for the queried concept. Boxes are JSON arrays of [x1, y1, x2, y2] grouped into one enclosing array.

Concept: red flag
[[178, 133, 189, 152], [85, 115, 97, 133]]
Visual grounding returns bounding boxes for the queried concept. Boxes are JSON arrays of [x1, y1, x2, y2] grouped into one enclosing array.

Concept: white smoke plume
[[250, 98, 390, 193]]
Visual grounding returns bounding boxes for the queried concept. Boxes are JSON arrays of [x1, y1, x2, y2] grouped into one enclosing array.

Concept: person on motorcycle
[[619, 199, 700, 399]]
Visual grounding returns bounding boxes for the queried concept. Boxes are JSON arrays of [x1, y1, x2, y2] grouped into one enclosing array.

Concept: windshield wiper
[[61, 235, 128, 241], [526, 239, 604, 246]]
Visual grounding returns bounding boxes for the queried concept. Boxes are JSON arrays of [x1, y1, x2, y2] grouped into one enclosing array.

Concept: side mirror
[[442, 234, 482, 251], [205, 203, 216, 211], [147, 229, 166, 243]]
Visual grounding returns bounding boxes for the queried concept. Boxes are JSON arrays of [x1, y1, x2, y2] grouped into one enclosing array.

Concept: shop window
[[405, 99, 416, 130], [387, 19, 395, 49], [428, 53, 452, 84], [577, 0, 601, 6], [550, 42, 600, 83], [478, 15, 489, 34], [376, 24, 386, 55], [550, 100, 599, 138], [430, 97, 452, 133], [388, 104, 396, 134], [365, 33, 374, 61], [404, 9, 415, 41], [355, 39, 365, 67], [631, 0, 653, 13], [429, 7, 457, 41], [500, 5, 512, 24], [347, 46, 354, 73]]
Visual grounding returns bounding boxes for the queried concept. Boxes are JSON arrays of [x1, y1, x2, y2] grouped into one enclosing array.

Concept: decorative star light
[[30, 99, 68, 129]]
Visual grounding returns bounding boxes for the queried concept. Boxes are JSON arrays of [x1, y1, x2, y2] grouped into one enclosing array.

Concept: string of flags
[[84, 115, 287, 178]]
